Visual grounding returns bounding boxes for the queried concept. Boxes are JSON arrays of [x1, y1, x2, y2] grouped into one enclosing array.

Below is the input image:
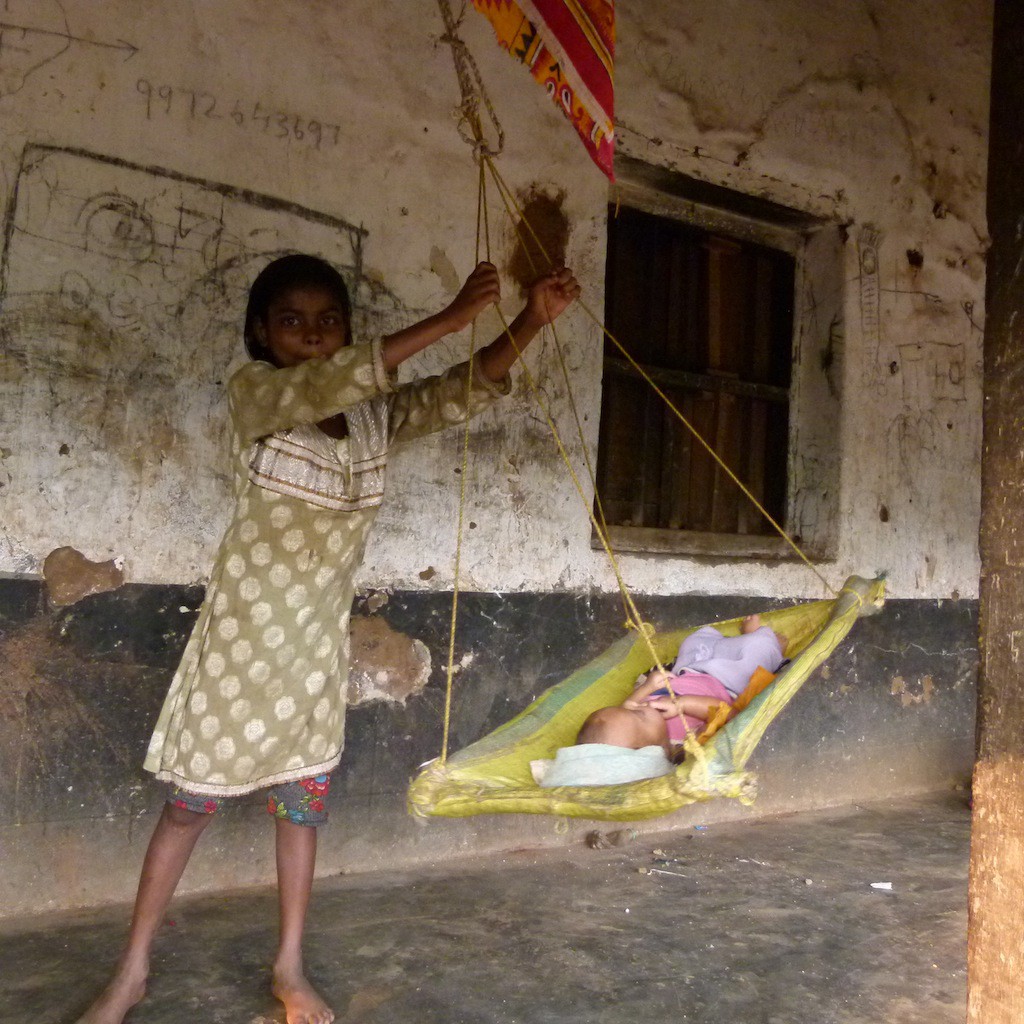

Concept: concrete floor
[[3, 794, 967, 1024]]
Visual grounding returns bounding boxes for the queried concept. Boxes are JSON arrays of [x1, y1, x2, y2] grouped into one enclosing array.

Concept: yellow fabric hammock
[[408, 575, 885, 822]]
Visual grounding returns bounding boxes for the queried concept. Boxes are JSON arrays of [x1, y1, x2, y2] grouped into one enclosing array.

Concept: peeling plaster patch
[[43, 547, 124, 607], [428, 245, 460, 295], [508, 189, 569, 292], [347, 615, 430, 706], [360, 590, 390, 614], [890, 674, 935, 707], [418, 566, 436, 581]]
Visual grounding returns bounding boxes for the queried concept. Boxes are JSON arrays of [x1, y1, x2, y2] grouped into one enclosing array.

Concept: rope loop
[[437, 0, 505, 160]]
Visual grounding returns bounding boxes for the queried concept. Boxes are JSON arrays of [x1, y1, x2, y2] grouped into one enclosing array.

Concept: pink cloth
[[647, 671, 734, 744]]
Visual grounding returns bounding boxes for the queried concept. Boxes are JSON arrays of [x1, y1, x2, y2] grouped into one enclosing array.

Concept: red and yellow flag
[[472, 0, 615, 179]]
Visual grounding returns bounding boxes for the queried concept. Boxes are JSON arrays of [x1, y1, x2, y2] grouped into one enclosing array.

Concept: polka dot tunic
[[144, 339, 510, 796]]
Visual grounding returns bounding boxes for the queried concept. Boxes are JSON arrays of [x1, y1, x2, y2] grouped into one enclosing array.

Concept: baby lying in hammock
[[534, 615, 786, 788], [582, 614, 786, 754]]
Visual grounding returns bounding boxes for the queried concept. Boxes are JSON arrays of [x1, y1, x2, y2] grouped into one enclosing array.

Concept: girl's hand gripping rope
[[522, 267, 582, 331], [444, 261, 502, 332]]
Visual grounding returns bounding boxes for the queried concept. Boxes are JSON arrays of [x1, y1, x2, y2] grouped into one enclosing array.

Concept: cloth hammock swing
[[408, 576, 885, 821], [407, 1, 886, 822]]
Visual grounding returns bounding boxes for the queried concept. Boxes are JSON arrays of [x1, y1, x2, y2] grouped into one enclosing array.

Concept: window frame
[[594, 159, 844, 562]]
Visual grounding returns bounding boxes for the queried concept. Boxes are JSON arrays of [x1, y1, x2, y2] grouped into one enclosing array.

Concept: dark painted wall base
[[0, 578, 976, 916]]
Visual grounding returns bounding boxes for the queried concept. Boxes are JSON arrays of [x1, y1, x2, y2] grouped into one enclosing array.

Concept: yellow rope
[[440, 158, 491, 765], [482, 159, 637, 627], [436, 0, 504, 158], [484, 270, 666, 671]]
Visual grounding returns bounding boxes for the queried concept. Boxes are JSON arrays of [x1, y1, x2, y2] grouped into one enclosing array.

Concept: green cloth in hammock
[[408, 575, 885, 822]]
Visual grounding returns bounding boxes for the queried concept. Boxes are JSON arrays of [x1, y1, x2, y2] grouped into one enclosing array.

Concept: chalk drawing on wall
[[790, 441, 829, 547], [0, 144, 399, 579], [885, 410, 941, 493], [896, 340, 966, 406], [857, 224, 883, 390], [0, 0, 137, 96]]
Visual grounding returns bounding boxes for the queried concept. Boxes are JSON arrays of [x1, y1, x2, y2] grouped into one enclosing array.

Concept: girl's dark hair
[[243, 253, 353, 363]]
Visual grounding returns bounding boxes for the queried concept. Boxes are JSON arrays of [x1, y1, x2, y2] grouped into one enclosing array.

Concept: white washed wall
[[0, 0, 989, 600]]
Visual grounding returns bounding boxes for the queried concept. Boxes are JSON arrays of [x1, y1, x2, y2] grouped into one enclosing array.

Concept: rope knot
[[437, 0, 505, 159]]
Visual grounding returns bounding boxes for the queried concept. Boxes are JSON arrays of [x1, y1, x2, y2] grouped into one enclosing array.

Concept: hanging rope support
[[436, 0, 505, 160], [440, 159, 492, 766]]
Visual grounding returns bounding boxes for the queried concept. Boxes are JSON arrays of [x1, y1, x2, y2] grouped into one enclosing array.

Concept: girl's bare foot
[[272, 963, 335, 1024], [741, 614, 761, 634], [75, 960, 147, 1024]]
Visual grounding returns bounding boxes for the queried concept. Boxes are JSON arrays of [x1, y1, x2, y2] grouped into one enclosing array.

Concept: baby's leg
[[269, 778, 335, 1024], [76, 800, 214, 1024], [742, 614, 786, 651]]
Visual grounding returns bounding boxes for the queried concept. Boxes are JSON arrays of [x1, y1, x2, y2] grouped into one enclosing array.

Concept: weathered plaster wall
[[611, 0, 991, 599], [0, 1, 987, 914], [0, 0, 990, 600]]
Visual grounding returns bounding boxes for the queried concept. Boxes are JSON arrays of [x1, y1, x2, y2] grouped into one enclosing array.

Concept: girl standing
[[78, 254, 580, 1024]]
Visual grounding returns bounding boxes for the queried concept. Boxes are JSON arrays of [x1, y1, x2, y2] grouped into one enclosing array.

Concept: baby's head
[[244, 253, 353, 367], [576, 705, 669, 754]]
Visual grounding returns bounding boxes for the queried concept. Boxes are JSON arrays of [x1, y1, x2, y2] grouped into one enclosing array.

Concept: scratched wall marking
[[0, 0, 137, 97], [0, 144, 400, 578], [134, 77, 340, 152], [857, 225, 883, 388], [878, 274, 975, 510], [896, 339, 966, 406]]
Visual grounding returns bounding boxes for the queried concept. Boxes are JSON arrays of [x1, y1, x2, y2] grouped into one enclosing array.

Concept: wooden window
[[595, 204, 797, 557]]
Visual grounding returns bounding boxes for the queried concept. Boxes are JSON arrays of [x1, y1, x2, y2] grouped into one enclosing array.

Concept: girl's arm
[[381, 262, 502, 371], [232, 263, 579, 444], [477, 267, 580, 381], [382, 262, 580, 379], [385, 265, 580, 447]]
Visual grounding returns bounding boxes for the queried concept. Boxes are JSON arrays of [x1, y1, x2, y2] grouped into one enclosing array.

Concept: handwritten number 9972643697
[[136, 78, 341, 150]]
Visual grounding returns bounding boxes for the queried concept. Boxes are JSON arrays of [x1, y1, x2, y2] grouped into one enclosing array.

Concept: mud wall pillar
[[969, 3, 1024, 1020]]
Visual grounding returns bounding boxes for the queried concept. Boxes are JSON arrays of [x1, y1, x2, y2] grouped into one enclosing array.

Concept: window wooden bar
[[602, 357, 789, 404]]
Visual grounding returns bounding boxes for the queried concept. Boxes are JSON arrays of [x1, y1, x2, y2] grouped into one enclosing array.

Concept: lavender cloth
[[670, 625, 785, 697]]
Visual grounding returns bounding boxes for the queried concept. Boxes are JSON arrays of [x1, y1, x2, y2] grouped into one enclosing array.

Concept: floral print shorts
[[168, 774, 331, 827]]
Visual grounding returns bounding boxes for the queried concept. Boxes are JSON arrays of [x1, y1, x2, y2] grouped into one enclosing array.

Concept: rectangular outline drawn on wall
[[0, 143, 385, 379], [0, 143, 394, 578]]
